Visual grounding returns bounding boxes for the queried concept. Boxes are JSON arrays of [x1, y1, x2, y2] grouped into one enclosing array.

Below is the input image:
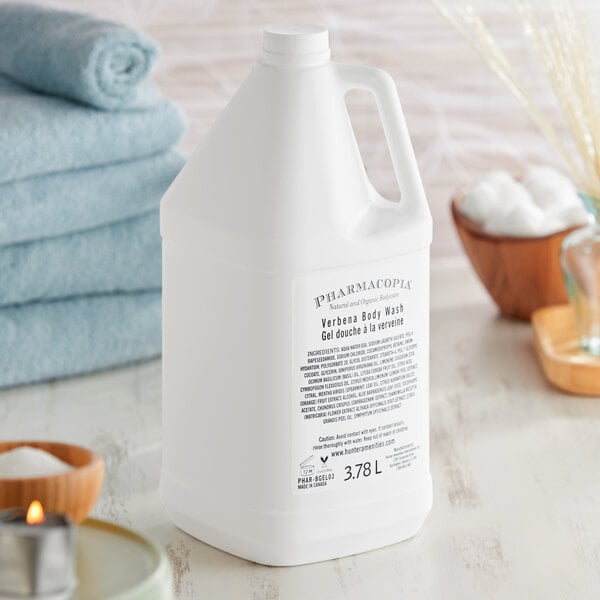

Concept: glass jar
[[560, 194, 600, 355]]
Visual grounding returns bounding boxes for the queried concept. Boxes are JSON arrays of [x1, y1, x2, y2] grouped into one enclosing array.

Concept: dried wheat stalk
[[433, 0, 600, 202]]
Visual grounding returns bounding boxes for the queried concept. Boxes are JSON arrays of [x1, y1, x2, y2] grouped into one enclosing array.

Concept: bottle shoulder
[[161, 203, 431, 274]]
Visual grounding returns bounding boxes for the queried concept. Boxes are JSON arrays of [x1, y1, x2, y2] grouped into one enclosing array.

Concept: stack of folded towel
[[0, 3, 186, 388]]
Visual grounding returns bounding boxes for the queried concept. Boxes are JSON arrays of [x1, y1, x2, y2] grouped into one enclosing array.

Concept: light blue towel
[[0, 75, 186, 183], [0, 211, 161, 307], [0, 151, 184, 246], [0, 3, 160, 110], [0, 290, 161, 388]]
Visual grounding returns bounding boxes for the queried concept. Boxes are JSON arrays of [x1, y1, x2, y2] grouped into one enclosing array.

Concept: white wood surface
[[1, 260, 599, 599]]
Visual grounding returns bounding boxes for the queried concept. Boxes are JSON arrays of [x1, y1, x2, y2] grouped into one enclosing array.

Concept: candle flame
[[26, 500, 45, 525]]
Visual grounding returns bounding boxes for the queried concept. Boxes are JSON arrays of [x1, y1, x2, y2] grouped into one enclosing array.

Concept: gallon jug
[[160, 24, 432, 566]]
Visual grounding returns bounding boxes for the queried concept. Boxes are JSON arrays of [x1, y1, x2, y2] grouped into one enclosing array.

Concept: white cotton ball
[[554, 203, 592, 229], [537, 215, 570, 236], [459, 169, 588, 237], [495, 178, 532, 207], [460, 180, 505, 225], [484, 201, 547, 237], [522, 166, 579, 212], [461, 175, 536, 233]]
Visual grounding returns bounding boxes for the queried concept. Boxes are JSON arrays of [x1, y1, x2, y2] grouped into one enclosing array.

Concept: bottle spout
[[261, 24, 330, 66]]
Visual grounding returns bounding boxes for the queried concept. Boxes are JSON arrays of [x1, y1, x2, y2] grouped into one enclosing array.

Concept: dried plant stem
[[432, 0, 600, 200]]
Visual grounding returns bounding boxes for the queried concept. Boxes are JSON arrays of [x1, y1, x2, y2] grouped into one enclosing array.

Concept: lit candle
[[0, 500, 76, 599]]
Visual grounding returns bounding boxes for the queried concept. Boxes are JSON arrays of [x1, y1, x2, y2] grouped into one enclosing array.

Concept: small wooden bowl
[[0, 441, 104, 524], [451, 195, 578, 320]]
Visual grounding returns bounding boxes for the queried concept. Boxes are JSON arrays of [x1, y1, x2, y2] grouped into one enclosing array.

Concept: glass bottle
[[560, 194, 600, 355]]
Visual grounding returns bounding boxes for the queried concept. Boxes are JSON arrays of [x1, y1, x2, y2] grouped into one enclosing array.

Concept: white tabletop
[[2, 258, 599, 599]]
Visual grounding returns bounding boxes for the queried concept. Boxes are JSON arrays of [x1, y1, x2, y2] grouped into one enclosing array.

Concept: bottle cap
[[262, 25, 330, 65]]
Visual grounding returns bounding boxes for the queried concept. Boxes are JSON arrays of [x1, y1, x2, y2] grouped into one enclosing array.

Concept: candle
[[0, 500, 76, 599]]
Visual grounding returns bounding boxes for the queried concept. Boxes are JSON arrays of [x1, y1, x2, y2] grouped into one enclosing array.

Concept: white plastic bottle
[[160, 24, 432, 566]]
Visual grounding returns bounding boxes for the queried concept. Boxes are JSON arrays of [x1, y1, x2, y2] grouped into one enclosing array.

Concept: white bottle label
[[292, 251, 428, 494]]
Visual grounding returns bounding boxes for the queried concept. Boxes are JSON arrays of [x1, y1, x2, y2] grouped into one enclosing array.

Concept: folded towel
[[0, 3, 160, 110], [0, 75, 186, 183], [0, 290, 161, 388], [0, 151, 184, 246], [0, 211, 161, 307]]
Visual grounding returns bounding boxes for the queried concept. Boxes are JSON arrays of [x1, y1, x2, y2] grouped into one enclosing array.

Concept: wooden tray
[[532, 304, 600, 396]]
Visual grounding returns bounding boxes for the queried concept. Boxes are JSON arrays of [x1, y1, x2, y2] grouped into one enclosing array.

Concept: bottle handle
[[335, 63, 430, 219]]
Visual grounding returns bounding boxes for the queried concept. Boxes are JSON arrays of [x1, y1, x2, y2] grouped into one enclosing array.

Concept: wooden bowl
[[451, 195, 578, 320], [0, 441, 104, 524]]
